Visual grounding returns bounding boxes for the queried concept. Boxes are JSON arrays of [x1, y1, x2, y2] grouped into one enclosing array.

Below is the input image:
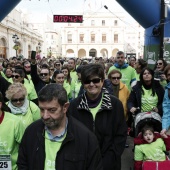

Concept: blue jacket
[[162, 83, 170, 130]]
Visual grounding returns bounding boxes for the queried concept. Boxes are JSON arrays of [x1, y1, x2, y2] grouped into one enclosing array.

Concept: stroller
[[133, 112, 170, 170], [130, 111, 162, 137]]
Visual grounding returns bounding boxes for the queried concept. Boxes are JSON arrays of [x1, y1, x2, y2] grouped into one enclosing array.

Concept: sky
[[16, 0, 135, 21]]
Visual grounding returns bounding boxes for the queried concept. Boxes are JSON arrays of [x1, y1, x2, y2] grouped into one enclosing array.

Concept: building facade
[[61, 11, 144, 59], [0, 9, 43, 59]]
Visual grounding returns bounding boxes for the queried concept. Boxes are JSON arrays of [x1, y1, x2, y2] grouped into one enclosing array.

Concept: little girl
[[134, 125, 170, 170]]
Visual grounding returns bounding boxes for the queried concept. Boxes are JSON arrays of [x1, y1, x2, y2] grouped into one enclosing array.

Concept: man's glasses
[[157, 62, 163, 65], [11, 75, 20, 79], [40, 73, 48, 77], [111, 77, 121, 80], [11, 97, 25, 103], [84, 78, 101, 84]]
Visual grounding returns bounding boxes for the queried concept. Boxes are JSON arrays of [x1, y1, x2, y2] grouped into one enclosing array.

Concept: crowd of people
[[0, 51, 170, 170]]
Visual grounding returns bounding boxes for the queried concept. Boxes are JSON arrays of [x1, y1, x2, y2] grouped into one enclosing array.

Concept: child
[[134, 125, 170, 170]]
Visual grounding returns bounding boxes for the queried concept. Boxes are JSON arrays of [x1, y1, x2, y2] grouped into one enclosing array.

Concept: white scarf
[[8, 98, 29, 115]]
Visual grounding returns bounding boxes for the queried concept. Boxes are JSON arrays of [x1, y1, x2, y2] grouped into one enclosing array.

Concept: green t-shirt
[[135, 138, 166, 161], [74, 80, 82, 99], [0, 112, 25, 170], [63, 80, 71, 99], [141, 86, 158, 112], [89, 97, 103, 120], [70, 70, 78, 81], [7, 101, 40, 130], [44, 131, 66, 170], [108, 65, 136, 91]]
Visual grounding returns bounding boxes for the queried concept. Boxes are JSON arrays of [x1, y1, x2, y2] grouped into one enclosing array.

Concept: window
[[114, 20, 118, 26], [79, 34, 84, 43], [91, 20, 95, 26], [51, 35, 53, 39], [67, 34, 72, 43], [102, 20, 105, 26], [102, 34, 106, 43], [114, 34, 118, 43], [91, 34, 95, 43]]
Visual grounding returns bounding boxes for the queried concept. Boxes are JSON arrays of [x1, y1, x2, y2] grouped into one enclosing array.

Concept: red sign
[[53, 15, 83, 23]]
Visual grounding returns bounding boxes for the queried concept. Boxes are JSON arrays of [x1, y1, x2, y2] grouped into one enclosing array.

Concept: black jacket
[[31, 64, 51, 93], [127, 80, 164, 116], [68, 88, 127, 170], [17, 116, 103, 170], [0, 76, 11, 101]]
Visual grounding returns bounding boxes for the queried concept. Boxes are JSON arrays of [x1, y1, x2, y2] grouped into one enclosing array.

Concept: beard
[[42, 114, 65, 130]]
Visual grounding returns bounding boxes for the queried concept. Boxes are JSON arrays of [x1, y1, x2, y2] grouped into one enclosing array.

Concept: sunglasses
[[11, 97, 25, 103], [24, 66, 31, 68], [84, 78, 101, 84], [40, 73, 48, 77], [11, 75, 20, 79], [111, 77, 121, 80], [156, 62, 163, 65], [55, 64, 60, 66]]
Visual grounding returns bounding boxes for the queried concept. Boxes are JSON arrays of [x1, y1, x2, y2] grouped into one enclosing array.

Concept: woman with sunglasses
[[107, 69, 130, 121], [0, 92, 25, 170], [68, 63, 127, 170], [8, 67, 38, 104], [6, 83, 40, 129], [154, 59, 167, 88], [127, 68, 164, 116]]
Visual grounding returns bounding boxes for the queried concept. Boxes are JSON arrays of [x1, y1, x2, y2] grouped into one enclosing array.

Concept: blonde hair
[[6, 83, 27, 100]]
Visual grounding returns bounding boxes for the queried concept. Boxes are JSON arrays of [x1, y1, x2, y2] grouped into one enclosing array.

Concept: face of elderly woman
[[11, 91, 25, 107], [110, 73, 121, 85]]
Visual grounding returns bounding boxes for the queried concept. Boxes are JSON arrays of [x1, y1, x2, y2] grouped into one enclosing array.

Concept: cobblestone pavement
[[121, 136, 134, 170]]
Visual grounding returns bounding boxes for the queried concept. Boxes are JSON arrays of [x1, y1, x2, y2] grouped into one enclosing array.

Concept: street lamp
[[12, 34, 19, 57], [38, 42, 41, 53], [49, 46, 52, 57]]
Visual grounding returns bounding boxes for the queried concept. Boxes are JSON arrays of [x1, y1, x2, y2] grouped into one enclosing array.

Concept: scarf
[[8, 98, 29, 115]]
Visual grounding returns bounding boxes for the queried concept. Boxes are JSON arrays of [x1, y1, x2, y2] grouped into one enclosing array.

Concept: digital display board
[[53, 15, 83, 23]]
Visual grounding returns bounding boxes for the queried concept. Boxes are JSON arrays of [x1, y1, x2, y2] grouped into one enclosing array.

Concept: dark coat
[[17, 116, 103, 170], [31, 64, 51, 93], [127, 80, 164, 116], [68, 88, 127, 170], [0, 76, 11, 101]]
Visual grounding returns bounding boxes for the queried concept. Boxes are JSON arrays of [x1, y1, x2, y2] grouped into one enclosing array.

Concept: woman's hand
[[130, 107, 137, 114], [160, 129, 168, 138], [152, 107, 158, 113]]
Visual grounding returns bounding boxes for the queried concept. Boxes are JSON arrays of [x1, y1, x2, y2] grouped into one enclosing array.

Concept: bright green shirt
[[44, 131, 66, 170], [89, 97, 103, 120], [73, 80, 82, 99], [141, 86, 158, 112], [63, 80, 71, 99], [70, 70, 78, 81], [0, 112, 25, 170], [135, 138, 166, 161], [7, 101, 40, 130]]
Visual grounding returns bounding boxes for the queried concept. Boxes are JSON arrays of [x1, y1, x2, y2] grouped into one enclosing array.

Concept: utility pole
[[159, 0, 165, 59]]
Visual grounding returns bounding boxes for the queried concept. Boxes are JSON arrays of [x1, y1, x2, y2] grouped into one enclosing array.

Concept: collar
[[77, 88, 112, 111], [114, 62, 129, 69], [45, 117, 68, 142]]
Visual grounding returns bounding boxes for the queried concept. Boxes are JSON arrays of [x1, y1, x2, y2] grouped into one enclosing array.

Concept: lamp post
[[12, 34, 19, 57], [38, 42, 41, 54], [49, 46, 52, 58]]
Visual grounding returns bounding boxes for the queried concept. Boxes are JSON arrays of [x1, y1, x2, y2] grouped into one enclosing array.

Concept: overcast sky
[[17, 0, 131, 16]]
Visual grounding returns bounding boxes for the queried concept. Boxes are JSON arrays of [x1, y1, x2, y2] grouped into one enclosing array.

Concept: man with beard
[[17, 84, 103, 170]]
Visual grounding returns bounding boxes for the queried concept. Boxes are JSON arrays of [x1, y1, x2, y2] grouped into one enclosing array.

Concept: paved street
[[121, 136, 134, 170]]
